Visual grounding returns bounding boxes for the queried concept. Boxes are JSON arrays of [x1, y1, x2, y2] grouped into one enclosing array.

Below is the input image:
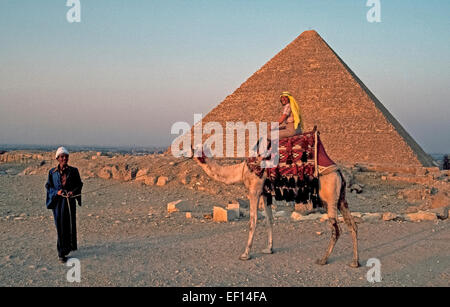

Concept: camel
[[192, 142, 360, 268]]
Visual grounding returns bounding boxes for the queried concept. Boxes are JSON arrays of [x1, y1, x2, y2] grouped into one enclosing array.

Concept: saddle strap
[[318, 164, 338, 176]]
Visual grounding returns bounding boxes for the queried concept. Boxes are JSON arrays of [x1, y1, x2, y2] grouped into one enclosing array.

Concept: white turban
[[55, 147, 69, 159]]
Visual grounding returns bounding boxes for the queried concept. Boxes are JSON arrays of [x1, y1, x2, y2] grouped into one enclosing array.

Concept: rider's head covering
[[279, 91, 303, 130]]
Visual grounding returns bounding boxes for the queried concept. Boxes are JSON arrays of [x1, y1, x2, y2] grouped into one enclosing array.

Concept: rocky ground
[[0, 151, 449, 287]]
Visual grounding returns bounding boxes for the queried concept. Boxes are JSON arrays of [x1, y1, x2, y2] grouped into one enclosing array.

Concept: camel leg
[[239, 192, 260, 261], [316, 172, 341, 266], [261, 195, 274, 254], [339, 200, 360, 268], [316, 215, 340, 265]]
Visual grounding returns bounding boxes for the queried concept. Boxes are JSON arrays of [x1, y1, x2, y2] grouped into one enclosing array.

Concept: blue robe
[[45, 166, 83, 258]]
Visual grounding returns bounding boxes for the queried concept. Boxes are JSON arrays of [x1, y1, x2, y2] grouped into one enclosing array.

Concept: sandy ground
[[0, 162, 449, 287]]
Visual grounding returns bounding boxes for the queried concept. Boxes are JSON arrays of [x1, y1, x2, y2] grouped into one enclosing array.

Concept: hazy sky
[[0, 0, 449, 152]]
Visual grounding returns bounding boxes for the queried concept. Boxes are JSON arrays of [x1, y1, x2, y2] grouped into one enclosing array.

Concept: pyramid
[[185, 30, 433, 167]]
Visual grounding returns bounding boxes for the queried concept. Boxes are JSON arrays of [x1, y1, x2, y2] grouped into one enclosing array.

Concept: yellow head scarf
[[280, 91, 303, 130]]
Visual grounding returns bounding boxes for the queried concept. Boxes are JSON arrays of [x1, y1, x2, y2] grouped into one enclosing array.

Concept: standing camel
[[192, 144, 360, 268]]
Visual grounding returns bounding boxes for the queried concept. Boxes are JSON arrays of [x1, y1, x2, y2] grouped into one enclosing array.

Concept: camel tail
[[336, 169, 357, 228], [337, 169, 347, 206]]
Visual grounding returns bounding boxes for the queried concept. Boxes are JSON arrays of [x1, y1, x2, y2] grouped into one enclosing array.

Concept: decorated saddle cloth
[[246, 129, 336, 206]]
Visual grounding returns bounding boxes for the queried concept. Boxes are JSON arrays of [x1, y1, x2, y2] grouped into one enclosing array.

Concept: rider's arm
[[278, 114, 288, 125]]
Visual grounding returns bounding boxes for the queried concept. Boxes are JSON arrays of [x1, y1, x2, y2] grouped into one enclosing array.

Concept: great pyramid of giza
[[184, 30, 433, 167]]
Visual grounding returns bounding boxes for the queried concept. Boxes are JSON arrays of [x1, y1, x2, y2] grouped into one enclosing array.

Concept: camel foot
[[349, 260, 360, 268], [262, 248, 273, 254], [239, 254, 251, 261], [315, 258, 328, 266]]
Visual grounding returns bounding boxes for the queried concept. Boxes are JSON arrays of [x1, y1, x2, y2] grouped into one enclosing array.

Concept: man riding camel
[[267, 91, 303, 141], [254, 91, 303, 160], [277, 91, 303, 138]]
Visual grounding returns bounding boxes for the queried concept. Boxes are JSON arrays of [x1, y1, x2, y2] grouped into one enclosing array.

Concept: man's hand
[[67, 191, 73, 197], [57, 190, 64, 196]]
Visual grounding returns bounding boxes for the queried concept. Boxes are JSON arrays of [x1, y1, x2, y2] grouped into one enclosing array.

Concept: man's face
[[57, 154, 69, 166], [280, 96, 289, 105]]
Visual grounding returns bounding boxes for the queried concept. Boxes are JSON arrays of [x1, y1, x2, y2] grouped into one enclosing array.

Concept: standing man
[[45, 147, 83, 263]]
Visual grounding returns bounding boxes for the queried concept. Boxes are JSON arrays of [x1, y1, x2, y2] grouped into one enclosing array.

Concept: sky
[[0, 0, 449, 153]]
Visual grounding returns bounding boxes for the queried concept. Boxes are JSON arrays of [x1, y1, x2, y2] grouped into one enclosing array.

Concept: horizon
[[1, 1, 449, 153], [0, 142, 447, 156], [0, 142, 170, 148]]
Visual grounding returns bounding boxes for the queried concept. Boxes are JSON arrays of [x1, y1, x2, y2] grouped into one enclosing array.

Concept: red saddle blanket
[[247, 130, 335, 179], [246, 130, 335, 207]]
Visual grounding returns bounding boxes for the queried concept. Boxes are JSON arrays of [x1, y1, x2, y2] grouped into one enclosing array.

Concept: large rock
[[109, 164, 137, 181], [290, 212, 302, 221], [429, 207, 449, 220], [110, 165, 121, 180], [98, 167, 112, 179], [122, 166, 138, 182], [350, 184, 363, 194], [351, 212, 363, 218], [382, 212, 399, 221], [144, 176, 157, 186], [226, 203, 240, 217], [295, 201, 313, 213], [398, 188, 428, 203], [404, 206, 419, 214], [404, 211, 438, 222], [135, 168, 149, 181], [415, 168, 428, 176], [156, 176, 169, 186], [291, 212, 324, 222], [319, 214, 329, 222], [19, 167, 34, 176], [167, 200, 192, 213], [98, 165, 136, 181], [213, 206, 237, 222], [5, 168, 20, 175], [430, 192, 450, 209], [425, 167, 441, 177]]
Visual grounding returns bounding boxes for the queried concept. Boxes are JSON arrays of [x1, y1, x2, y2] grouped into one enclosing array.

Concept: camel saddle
[[246, 129, 336, 206]]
